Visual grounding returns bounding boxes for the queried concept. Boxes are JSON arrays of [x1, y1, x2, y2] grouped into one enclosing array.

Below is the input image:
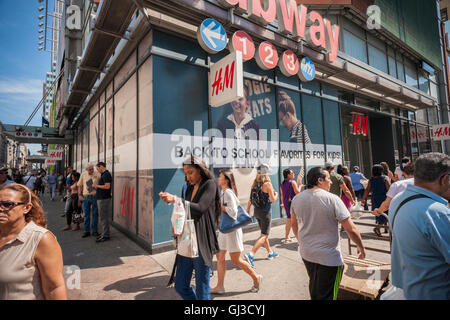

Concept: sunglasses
[[0, 200, 27, 210]]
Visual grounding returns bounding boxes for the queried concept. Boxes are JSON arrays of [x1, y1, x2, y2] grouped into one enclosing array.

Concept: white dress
[[218, 189, 244, 253]]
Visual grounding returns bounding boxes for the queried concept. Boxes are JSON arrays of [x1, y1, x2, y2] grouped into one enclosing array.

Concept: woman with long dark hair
[[159, 156, 220, 300], [211, 170, 262, 294]]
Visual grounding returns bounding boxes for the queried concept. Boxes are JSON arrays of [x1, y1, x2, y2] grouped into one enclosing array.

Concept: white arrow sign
[[197, 19, 227, 54], [203, 22, 226, 48]]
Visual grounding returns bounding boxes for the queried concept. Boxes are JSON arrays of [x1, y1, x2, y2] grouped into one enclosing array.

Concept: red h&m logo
[[351, 114, 368, 136], [211, 61, 235, 97], [434, 126, 450, 138]]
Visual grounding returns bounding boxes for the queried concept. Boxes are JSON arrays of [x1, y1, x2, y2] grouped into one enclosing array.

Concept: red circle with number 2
[[256, 41, 278, 70]]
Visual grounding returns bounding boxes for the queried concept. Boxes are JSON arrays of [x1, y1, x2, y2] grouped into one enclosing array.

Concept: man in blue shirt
[[45, 170, 58, 201], [0, 168, 15, 186], [350, 166, 368, 210], [388, 153, 450, 300]]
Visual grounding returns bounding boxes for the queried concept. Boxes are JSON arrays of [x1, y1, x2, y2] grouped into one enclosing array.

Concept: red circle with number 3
[[230, 31, 255, 61], [256, 41, 278, 70], [279, 50, 299, 76]]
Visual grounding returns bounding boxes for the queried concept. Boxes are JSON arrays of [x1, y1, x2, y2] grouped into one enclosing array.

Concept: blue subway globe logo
[[299, 57, 315, 82]]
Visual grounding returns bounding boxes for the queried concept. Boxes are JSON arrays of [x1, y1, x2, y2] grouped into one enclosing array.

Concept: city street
[[42, 192, 391, 300]]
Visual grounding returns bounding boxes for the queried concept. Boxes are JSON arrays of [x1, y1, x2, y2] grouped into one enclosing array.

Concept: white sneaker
[[250, 274, 263, 293]]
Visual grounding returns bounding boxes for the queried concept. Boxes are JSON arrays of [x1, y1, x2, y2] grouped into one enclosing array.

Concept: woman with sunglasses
[[0, 184, 67, 300]]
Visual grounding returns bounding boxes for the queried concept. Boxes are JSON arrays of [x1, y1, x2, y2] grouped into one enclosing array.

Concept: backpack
[[35, 177, 42, 187], [250, 183, 269, 209]]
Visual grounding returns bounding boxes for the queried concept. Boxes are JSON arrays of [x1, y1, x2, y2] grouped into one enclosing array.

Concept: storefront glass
[[417, 125, 432, 154], [410, 124, 419, 160], [340, 107, 372, 178], [323, 100, 343, 166]]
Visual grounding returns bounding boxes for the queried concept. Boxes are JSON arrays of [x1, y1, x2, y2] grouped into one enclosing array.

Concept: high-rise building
[[41, 0, 63, 126]]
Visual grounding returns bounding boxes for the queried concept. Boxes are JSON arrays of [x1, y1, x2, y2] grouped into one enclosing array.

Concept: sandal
[[373, 227, 382, 237]]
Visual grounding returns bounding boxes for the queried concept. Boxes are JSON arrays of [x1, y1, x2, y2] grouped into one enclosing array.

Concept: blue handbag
[[219, 204, 252, 233]]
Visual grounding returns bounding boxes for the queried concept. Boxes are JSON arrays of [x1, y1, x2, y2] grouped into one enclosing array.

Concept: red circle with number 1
[[230, 31, 255, 61], [279, 50, 299, 77], [255, 41, 278, 70]]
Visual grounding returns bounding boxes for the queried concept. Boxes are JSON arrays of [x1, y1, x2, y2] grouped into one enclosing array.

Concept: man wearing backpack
[[387, 153, 450, 300]]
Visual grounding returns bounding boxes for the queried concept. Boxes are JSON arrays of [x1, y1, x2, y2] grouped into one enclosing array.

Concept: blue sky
[[0, 0, 55, 154]]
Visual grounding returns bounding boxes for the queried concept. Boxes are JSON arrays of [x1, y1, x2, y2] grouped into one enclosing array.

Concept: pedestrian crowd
[[0, 152, 448, 300], [160, 154, 449, 301]]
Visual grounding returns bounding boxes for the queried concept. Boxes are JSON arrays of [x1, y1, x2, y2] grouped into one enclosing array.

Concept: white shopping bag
[[350, 202, 364, 219], [171, 197, 186, 236], [177, 201, 199, 258]]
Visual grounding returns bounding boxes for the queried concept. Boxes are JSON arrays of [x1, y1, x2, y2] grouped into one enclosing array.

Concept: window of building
[[415, 109, 427, 124], [396, 54, 406, 82], [429, 73, 439, 100], [404, 59, 419, 88], [427, 106, 439, 125], [410, 124, 419, 161], [418, 70, 430, 94], [342, 29, 368, 63], [388, 55, 397, 78], [367, 34, 388, 73], [417, 125, 431, 154], [368, 44, 388, 73]]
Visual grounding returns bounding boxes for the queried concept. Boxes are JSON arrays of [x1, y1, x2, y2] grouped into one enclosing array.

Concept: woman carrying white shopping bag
[[159, 156, 220, 300]]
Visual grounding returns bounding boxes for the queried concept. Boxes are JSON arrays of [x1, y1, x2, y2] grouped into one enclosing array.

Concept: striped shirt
[[290, 121, 311, 144]]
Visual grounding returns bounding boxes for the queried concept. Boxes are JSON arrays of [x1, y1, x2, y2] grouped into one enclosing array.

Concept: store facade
[[63, 0, 444, 252]]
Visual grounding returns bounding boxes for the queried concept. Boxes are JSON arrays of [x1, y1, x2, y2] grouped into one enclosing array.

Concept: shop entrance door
[[340, 106, 373, 178]]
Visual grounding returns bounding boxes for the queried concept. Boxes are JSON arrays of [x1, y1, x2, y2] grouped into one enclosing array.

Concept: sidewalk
[[42, 193, 390, 300]]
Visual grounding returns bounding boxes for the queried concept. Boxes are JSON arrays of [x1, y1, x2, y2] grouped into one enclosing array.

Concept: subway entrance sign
[[197, 18, 227, 54], [1, 124, 74, 145]]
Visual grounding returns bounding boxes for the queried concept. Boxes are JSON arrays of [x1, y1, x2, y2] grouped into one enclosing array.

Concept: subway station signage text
[[218, 0, 340, 63]]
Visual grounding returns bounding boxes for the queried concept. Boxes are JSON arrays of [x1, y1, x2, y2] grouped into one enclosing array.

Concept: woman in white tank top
[[0, 184, 66, 300], [210, 170, 262, 294]]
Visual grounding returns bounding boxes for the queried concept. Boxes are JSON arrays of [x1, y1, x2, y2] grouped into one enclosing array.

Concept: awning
[[62, 0, 137, 127], [316, 60, 437, 110]]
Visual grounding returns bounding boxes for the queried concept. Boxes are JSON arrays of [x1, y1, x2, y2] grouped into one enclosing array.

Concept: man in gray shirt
[[291, 167, 366, 300]]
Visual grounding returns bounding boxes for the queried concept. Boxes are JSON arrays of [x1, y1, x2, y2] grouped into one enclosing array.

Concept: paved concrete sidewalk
[[42, 192, 390, 300]]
